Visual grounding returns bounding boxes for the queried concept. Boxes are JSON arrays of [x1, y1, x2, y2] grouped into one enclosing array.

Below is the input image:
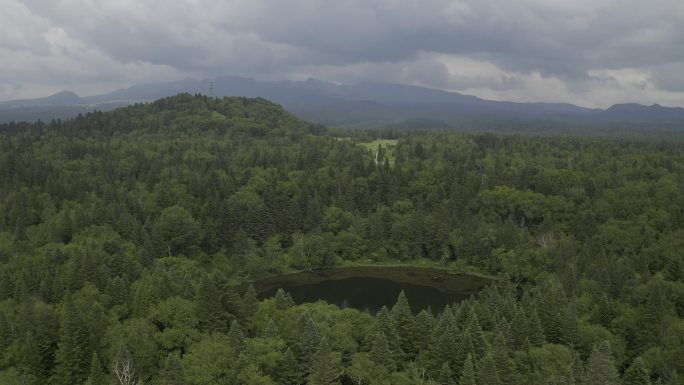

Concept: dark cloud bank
[[1, 0, 683, 107]]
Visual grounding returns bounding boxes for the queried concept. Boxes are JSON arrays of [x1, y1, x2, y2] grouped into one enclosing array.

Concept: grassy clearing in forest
[[358, 139, 398, 165]]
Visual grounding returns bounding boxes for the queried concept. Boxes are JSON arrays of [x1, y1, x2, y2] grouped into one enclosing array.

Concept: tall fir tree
[[0, 311, 11, 354], [635, 278, 667, 351], [159, 353, 187, 385], [19, 331, 44, 381], [431, 318, 460, 373], [308, 338, 341, 385], [263, 318, 280, 338], [278, 347, 303, 385], [84, 351, 105, 385], [370, 332, 396, 372], [437, 362, 453, 385], [585, 341, 619, 385], [571, 350, 586, 385], [297, 313, 320, 374], [622, 357, 651, 385], [492, 332, 515, 384], [528, 307, 546, 347], [455, 330, 476, 373], [196, 274, 227, 333], [413, 309, 435, 354], [561, 299, 581, 346], [466, 311, 487, 358], [242, 284, 259, 320], [493, 316, 512, 347], [478, 352, 502, 385], [274, 288, 295, 310], [52, 294, 90, 385], [459, 353, 477, 385], [391, 291, 416, 362], [228, 320, 246, 357], [375, 306, 402, 357], [511, 306, 529, 347]]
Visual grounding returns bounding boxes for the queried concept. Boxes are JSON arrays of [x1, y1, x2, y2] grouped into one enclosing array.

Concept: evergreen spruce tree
[[596, 293, 616, 327], [478, 352, 502, 385], [528, 307, 546, 346], [19, 331, 44, 381], [492, 332, 514, 384], [454, 330, 476, 372], [21, 295, 60, 381], [433, 306, 456, 337], [511, 307, 529, 347], [635, 279, 667, 351], [622, 357, 651, 385], [545, 311, 565, 344], [145, 226, 165, 263], [370, 332, 395, 372], [391, 291, 416, 361], [228, 320, 246, 357], [196, 274, 227, 333], [274, 288, 295, 310], [536, 285, 566, 344], [499, 284, 518, 321], [159, 353, 187, 385], [453, 301, 471, 326], [308, 338, 341, 385], [432, 320, 460, 373], [572, 350, 586, 385], [0, 311, 11, 354], [375, 305, 402, 357], [486, 285, 503, 320], [263, 318, 280, 338], [466, 311, 487, 358], [562, 300, 581, 346], [38, 278, 53, 303], [459, 353, 477, 385], [242, 284, 259, 320], [106, 276, 130, 306], [84, 352, 105, 385], [586, 341, 619, 385], [666, 371, 678, 385], [52, 294, 90, 385], [278, 347, 303, 385], [437, 362, 453, 385], [414, 309, 435, 354], [223, 287, 245, 323], [297, 313, 320, 374]]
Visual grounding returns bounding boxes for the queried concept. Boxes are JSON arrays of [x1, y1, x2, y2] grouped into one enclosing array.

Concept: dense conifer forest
[[0, 94, 682, 384]]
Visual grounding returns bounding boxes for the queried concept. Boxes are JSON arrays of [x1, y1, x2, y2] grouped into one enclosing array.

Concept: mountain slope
[[2, 77, 684, 128], [0, 90, 83, 108]]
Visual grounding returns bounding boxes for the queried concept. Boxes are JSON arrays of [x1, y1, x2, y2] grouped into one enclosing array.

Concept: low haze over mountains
[[1, 76, 684, 128]]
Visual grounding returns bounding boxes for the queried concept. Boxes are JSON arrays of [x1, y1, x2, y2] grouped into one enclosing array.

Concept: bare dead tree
[[536, 231, 556, 248], [112, 344, 138, 385]]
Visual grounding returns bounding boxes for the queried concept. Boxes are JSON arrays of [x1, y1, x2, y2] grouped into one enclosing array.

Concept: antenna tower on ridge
[[209, 80, 214, 98]]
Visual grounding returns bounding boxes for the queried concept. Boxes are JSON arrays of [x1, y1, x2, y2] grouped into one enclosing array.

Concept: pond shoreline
[[249, 265, 498, 303]]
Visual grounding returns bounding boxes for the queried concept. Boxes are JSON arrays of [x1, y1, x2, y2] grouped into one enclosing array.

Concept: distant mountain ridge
[[0, 91, 83, 109], [2, 76, 684, 128]]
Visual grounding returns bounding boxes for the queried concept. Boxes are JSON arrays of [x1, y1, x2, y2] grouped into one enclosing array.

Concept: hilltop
[[3, 77, 684, 133], [1, 93, 314, 138]]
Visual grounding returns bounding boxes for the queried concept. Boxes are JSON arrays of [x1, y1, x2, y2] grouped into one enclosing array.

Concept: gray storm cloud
[[1, 0, 683, 107]]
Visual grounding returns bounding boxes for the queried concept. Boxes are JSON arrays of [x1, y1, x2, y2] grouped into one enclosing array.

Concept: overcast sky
[[1, 0, 683, 108]]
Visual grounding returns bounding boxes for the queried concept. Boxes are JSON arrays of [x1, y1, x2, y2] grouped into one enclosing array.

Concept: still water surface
[[254, 266, 493, 313]]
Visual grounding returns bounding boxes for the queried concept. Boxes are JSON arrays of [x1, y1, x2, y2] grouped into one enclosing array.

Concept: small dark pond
[[253, 266, 494, 313]]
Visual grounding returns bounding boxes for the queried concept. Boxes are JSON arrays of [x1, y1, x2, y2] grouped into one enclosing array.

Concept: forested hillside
[[0, 94, 682, 384]]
